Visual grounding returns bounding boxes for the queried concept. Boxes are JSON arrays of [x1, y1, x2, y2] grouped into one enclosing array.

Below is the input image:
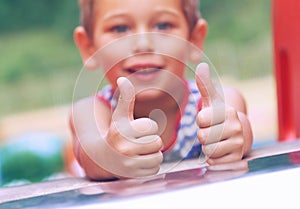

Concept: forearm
[[74, 140, 117, 180], [70, 114, 117, 180], [69, 97, 120, 180]]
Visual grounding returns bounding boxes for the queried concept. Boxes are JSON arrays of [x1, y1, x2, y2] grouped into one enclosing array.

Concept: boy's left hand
[[195, 63, 244, 165]]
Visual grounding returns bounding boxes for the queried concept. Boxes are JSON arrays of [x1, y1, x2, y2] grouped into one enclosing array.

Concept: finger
[[135, 135, 162, 154], [138, 152, 164, 169], [198, 112, 242, 145], [112, 77, 136, 122], [195, 62, 224, 108], [112, 134, 162, 156], [120, 152, 163, 177], [123, 135, 162, 156], [89, 138, 162, 178], [133, 153, 163, 177], [197, 105, 226, 127], [130, 118, 159, 138], [197, 123, 226, 145], [197, 107, 243, 144], [202, 137, 243, 159], [135, 166, 161, 177], [206, 152, 243, 165]]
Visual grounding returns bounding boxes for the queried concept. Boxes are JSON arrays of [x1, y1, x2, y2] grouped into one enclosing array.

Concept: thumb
[[113, 77, 136, 121], [195, 63, 224, 108]]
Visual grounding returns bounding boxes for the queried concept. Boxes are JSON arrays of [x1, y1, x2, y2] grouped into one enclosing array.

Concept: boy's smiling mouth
[[123, 59, 165, 81], [127, 67, 162, 75], [126, 66, 163, 82], [123, 56, 166, 81]]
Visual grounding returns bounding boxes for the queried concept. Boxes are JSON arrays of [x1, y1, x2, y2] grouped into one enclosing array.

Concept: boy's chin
[[135, 89, 167, 101]]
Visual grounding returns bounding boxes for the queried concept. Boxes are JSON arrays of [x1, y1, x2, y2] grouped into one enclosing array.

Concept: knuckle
[[197, 108, 211, 127], [206, 158, 217, 166], [148, 119, 159, 132], [152, 166, 161, 175], [131, 118, 159, 136], [154, 136, 163, 150], [156, 151, 164, 164], [110, 138, 135, 156], [202, 144, 210, 156], [115, 143, 132, 156], [232, 151, 243, 161], [227, 106, 237, 117], [197, 129, 206, 144], [196, 112, 203, 126], [235, 137, 244, 149], [232, 121, 242, 134], [122, 157, 138, 169]]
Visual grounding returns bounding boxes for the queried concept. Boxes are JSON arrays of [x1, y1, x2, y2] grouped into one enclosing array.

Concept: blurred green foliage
[[0, 0, 272, 115], [0, 0, 79, 37], [201, 0, 271, 43], [0, 135, 64, 185], [1, 150, 63, 185]]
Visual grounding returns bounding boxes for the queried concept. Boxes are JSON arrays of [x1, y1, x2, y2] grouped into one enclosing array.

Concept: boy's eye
[[155, 22, 172, 30], [111, 25, 129, 33]]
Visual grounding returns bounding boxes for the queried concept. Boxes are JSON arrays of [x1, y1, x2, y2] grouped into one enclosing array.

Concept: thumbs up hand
[[105, 77, 163, 178], [196, 63, 245, 165]]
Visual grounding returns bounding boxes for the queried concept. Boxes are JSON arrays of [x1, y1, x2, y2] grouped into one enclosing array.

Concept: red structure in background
[[273, 0, 300, 141]]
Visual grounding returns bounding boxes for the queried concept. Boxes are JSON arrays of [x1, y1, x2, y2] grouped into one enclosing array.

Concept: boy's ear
[[74, 26, 99, 70], [189, 19, 208, 63]]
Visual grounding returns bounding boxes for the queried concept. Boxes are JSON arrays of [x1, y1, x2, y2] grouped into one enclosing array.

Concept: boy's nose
[[132, 33, 154, 54]]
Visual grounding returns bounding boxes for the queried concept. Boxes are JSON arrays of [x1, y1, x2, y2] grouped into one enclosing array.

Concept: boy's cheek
[[154, 35, 189, 60], [94, 38, 134, 71], [105, 70, 121, 87]]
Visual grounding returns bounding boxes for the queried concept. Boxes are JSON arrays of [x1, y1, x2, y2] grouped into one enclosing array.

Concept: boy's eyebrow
[[154, 8, 181, 18], [102, 11, 129, 21], [102, 8, 181, 21]]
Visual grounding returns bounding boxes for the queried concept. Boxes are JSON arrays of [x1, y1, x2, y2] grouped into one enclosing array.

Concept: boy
[[70, 0, 253, 180]]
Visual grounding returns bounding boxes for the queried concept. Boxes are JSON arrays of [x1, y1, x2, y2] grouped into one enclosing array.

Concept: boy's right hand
[[105, 77, 163, 178]]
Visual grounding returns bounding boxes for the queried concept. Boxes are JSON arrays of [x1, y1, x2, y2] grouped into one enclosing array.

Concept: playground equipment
[[273, 0, 300, 141]]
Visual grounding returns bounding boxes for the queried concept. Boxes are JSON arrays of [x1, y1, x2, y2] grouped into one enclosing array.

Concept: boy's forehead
[[94, 0, 183, 13]]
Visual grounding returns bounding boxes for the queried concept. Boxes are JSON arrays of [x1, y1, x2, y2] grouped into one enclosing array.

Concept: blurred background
[[0, 0, 273, 115], [0, 0, 276, 185]]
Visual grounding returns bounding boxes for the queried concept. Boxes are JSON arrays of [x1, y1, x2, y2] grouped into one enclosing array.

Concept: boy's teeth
[[130, 68, 160, 74], [140, 68, 154, 73]]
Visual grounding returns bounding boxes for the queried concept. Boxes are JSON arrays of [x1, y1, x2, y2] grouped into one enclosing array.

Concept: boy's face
[[76, 0, 206, 99]]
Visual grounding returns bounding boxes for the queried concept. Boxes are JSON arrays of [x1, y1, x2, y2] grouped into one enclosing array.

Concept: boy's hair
[[78, 0, 201, 38]]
